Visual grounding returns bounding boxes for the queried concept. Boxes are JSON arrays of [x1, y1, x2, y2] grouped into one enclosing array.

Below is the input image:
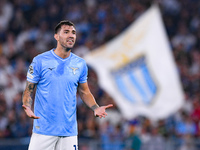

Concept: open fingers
[[32, 116, 40, 119], [100, 112, 108, 118], [95, 112, 107, 118], [22, 105, 40, 119], [104, 104, 113, 109]]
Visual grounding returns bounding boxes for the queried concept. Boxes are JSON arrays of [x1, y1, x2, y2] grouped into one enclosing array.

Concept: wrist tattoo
[[22, 81, 36, 108], [91, 104, 99, 111]]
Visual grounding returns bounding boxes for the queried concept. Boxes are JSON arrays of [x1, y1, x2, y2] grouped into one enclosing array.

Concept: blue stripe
[[114, 75, 135, 103], [141, 64, 157, 95], [128, 71, 149, 103], [111, 56, 157, 104]]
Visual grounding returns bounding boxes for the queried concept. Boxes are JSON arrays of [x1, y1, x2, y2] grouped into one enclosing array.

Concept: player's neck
[[54, 47, 71, 59]]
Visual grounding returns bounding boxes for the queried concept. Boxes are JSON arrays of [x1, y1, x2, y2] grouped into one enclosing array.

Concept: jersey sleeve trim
[[79, 80, 87, 84], [27, 78, 38, 83]]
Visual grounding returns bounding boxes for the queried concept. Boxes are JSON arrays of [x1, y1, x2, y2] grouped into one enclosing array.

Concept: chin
[[67, 44, 74, 49]]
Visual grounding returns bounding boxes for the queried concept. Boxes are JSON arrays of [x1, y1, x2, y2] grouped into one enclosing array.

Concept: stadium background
[[0, 0, 200, 149]]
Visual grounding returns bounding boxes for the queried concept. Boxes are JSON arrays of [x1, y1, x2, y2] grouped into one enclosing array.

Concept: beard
[[60, 39, 75, 52], [64, 47, 72, 52]]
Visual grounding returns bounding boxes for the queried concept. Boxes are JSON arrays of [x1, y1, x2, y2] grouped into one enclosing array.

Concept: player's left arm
[[78, 82, 113, 118]]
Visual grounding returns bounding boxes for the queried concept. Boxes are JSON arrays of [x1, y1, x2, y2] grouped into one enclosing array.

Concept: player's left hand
[[94, 104, 113, 118]]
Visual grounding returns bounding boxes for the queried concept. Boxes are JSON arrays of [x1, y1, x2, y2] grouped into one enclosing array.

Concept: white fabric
[[29, 133, 78, 150], [84, 5, 184, 121]]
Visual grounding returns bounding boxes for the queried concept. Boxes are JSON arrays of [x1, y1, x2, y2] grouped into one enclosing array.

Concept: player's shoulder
[[71, 52, 86, 63], [33, 49, 52, 61]]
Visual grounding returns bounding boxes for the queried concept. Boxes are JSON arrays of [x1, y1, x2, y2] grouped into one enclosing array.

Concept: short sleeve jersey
[[27, 49, 88, 136]]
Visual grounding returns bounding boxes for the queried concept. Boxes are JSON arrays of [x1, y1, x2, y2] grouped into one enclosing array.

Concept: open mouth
[[67, 39, 74, 44]]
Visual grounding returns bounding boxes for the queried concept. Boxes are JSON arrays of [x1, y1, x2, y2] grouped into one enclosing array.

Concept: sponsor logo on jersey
[[48, 67, 56, 71]]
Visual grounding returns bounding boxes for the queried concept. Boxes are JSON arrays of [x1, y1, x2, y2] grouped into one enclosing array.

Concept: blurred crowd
[[0, 0, 200, 149]]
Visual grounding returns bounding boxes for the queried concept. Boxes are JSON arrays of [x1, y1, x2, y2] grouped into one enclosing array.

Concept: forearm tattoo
[[91, 104, 99, 111], [22, 81, 36, 108]]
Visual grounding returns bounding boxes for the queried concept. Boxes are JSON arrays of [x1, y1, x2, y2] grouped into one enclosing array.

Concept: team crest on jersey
[[29, 65, 34, 74], [70, 67, 79, 75]]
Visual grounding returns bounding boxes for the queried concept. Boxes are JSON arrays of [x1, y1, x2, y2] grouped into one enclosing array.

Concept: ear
[[54, 34, 58, 41]]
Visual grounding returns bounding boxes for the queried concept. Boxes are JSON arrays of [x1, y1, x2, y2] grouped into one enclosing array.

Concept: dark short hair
[[54, 20, 75, 34]]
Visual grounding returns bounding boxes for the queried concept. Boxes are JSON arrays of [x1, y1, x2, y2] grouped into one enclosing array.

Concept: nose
[[69, 32, 75, 38]]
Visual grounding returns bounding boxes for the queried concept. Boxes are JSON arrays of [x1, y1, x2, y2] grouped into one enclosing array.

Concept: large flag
[[84, 5, 184, 120]]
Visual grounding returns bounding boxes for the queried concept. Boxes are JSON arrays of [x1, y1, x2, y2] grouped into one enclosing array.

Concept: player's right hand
[[22, 105, 40, 119]]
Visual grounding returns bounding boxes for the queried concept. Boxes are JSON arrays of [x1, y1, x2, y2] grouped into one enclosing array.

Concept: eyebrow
[[63, 29, 76, 32]]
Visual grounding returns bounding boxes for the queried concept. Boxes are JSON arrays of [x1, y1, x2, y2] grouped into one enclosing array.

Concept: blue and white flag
[[84, 5, 184, 120]]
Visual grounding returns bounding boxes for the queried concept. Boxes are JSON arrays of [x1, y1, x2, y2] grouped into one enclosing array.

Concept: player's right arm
[[22, 81, 40, 119]]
